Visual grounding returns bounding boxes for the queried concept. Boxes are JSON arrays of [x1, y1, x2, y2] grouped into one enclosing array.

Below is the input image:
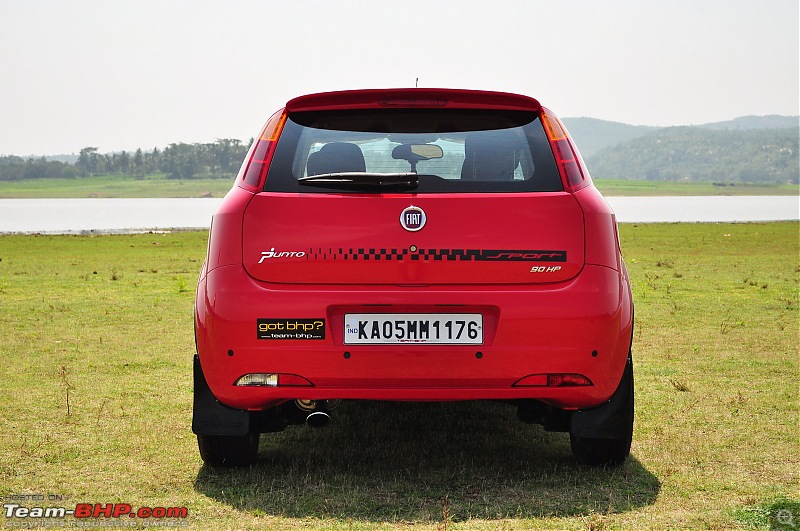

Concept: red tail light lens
[[547, 373, 593, 387], [239, 109, 287, 190], [513, 373, 593, 387], [540, 108, 592, 192]]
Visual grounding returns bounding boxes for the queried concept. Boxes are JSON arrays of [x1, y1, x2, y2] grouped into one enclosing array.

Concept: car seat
[[306, 142, 366, 176], [461, 131, 521, 181]]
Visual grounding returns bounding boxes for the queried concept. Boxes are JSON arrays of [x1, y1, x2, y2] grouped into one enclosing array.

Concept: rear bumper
[[195, 263, 632, 411]]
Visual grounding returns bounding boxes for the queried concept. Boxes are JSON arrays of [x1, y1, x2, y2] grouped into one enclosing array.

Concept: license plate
[[344, 313, 483, 345]]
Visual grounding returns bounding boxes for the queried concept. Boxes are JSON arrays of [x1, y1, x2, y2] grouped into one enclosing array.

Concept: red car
[[192, 88, 634, 467]]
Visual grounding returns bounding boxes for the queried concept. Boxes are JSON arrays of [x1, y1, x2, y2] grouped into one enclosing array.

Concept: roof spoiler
[[286, 88, 541, 113]]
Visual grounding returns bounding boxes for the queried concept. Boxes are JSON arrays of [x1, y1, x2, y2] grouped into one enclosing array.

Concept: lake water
[[0, 196, 797, 233]]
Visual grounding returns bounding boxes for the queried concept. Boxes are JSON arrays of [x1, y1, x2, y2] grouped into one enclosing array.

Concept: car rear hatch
[[239, 89, 586, 286], [242, 192, 583, 285]]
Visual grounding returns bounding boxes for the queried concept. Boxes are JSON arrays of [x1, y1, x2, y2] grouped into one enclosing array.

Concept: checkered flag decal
[[308, 248, 410, 261], [307, 248, 566, 262]]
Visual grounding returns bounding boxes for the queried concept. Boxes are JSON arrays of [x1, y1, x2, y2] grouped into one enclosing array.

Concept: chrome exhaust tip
[[305, 410, 331, 428]]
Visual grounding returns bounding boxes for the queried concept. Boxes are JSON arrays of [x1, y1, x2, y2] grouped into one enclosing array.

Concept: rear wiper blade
[[298, 172, 419, 187]]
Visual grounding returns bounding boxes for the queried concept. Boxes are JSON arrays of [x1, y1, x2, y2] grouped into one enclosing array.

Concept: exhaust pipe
[[294, 399, 338, 428], [305, 410, 330, 428], [294, 399, 341, 411]]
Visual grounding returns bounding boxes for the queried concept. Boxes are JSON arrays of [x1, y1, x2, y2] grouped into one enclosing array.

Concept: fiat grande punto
[[192, 88, 634, 467]]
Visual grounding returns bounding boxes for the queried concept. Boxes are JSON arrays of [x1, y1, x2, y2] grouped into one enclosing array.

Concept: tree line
[[0, 138, 251, 181], [1, 126, 797, 184]]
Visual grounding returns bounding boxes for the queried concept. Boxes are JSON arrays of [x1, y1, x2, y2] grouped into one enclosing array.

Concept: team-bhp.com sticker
[[4, 502, 188, 525]]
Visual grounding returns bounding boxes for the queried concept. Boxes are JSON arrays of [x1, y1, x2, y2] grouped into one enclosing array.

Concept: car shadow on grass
[[194, 400, 660, 522]]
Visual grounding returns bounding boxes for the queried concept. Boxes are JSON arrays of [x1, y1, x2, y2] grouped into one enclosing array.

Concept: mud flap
[[570, 356, 634, 439], [191, 355, 250, 436]]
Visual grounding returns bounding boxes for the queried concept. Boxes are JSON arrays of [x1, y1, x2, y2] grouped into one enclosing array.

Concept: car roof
[[285, 88, 541, 113]]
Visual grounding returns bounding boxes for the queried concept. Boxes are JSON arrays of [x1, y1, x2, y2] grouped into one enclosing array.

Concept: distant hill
[[698, 115, 799, 130], [561, 115, 799, 185], [562, 118, 658, 158], [584, 125, 799, 184], [563, 115, 800, 157]]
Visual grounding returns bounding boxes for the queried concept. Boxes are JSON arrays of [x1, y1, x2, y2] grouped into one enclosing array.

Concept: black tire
[[197, 432, 259, 467], [570, 357, 634, 467], [569, 433, 632, 467]]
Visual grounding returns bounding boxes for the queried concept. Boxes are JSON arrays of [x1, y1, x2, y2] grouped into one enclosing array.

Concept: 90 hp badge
[[400, 206, 426, 232]]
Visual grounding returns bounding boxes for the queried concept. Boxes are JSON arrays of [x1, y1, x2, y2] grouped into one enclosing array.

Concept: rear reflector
[[513, 373, 593, 387], [547, 373, 593, 387]]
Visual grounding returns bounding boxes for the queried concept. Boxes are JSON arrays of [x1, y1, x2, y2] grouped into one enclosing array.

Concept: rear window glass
[[264, 109, 562, 193]]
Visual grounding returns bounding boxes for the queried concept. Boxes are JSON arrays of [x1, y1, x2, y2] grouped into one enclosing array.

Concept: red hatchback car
[[193, 88, 634, 467]]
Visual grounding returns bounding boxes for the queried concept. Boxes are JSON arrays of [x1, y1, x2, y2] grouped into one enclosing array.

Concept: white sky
[[1, 0, 797, 155]]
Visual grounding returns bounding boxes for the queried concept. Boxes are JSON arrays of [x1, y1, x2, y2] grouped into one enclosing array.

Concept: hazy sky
[[1, 0, 797, 155]]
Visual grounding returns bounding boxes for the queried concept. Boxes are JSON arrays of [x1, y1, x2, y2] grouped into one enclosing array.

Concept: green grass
[[0, 174, 233, 198], [593, 179, 799, 196], [0, 223, 797, 529], [0, 174, 796, 197]]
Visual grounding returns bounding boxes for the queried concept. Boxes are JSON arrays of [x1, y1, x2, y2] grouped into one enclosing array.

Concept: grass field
[[0, 223, 797, 529], [0, 174, 796, 198], [594, 179, 798, 197], [0, 174, 233, 198]]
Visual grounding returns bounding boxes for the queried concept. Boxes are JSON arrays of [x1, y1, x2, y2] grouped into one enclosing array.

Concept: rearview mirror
[[410, 144, 443, 160], [392, 144, 444, 161]]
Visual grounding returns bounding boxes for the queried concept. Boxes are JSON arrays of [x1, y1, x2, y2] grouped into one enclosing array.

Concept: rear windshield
[[264, 109, 563, 193]]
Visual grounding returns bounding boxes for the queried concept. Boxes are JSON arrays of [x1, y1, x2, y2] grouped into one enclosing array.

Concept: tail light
[[234, 373, 313, 387], [513, 373, 593, 387], [540, 108, 592, 192], [238, 109, 288, 191]]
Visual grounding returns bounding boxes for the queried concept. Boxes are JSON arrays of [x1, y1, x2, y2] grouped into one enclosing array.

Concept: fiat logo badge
[[400, 206, 426, 232]]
